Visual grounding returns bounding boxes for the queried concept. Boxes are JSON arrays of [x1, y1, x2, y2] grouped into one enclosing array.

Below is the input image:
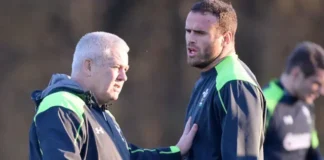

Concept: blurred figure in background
[[29, 31, 198, 160], [263, 41, 324, 160], [183, 0, 266, 159]]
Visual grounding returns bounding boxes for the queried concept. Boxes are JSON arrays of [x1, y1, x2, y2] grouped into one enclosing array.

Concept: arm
[[128, 144, 181, 160], [306, 104, 323, 160], [34, 106, 85, 160], [218, 80, 266, 160], [128, 117, 197, 160], [104, 109, 181, 160], [306, 131, 322, 160]]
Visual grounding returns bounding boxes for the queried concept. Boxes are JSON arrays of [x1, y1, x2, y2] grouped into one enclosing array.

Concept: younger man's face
[[294, 68, 324, 104]]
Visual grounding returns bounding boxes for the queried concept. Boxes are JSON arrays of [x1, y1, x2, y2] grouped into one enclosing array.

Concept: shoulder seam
[[215, 56, 257, 91], [34, 91, 85, 123], [263, 81, 284, 128]]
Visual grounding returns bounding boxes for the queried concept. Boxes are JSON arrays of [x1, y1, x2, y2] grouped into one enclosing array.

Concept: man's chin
[[188, 60, 200, 67], [110, 94, 120, 101], [188, 58, 213, 68], [188, 62, 210, 69]]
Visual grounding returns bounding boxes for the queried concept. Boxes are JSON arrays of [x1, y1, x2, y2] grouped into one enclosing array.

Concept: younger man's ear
[[222, 31, 233, 46], [291, 67, 302, 79]]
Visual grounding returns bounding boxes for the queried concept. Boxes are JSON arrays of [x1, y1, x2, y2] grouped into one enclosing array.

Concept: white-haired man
[[29, 31, 198, 160]]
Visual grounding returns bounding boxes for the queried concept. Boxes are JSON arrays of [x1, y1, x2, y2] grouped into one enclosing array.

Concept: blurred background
[[1, 0, 324, 159]]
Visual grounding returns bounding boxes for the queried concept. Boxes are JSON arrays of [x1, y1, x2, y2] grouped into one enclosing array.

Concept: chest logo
[[283, 115, 294, 125], [95, 127, 105, 134], [198, 88, 209, 107]]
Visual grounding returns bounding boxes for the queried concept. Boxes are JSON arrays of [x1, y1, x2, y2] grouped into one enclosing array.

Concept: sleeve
[[103, 110, 182, 160], [306, 131, 323, 160], [305, 104, 323, 160], [217, 80, 266, 160], [128, 143, 182, 160], [34, 106, 86, 160], [306, 146, 322, 160]]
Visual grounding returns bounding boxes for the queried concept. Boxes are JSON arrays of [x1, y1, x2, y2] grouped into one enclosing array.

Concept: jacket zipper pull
[[102, 111, 107, 121]]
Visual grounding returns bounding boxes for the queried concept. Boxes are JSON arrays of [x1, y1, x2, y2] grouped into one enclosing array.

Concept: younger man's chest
[[270, 103, 313, 151]]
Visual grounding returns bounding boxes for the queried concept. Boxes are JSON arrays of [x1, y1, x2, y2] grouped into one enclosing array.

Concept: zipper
[[102, 111, 107, 121], [101, 110, 115, 136], [87, 92, 114, 133], [87, 93, 129, 151], [102, 108, 129, 150]]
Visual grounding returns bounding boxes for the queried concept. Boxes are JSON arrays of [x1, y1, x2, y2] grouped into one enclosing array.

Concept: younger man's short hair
[[191, 0, 238, 36], [285, 41, 324, 77]]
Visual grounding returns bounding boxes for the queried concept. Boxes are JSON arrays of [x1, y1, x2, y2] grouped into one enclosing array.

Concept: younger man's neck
[[280, 74, 296, 96], [201, 48, 235, 72]]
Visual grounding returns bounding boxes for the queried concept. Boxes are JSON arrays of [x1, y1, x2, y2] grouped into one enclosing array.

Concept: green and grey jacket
[[29, 74, 181, 160], [263, 79, 322, 160]]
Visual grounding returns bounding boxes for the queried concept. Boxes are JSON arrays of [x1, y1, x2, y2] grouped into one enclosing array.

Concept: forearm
[[129, 144, 181, 160], [219, 81, 265, 159]]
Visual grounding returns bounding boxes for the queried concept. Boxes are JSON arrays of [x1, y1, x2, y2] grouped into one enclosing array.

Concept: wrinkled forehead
[[185, 11, 218, 31], [107, 48, 129, 66]]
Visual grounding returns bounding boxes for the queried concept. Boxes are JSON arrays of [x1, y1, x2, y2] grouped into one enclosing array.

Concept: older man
[[29, 31, 197, 160]]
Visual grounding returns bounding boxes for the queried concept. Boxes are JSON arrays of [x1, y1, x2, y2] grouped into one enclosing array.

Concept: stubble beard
[[188, 45, 218, 69]]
